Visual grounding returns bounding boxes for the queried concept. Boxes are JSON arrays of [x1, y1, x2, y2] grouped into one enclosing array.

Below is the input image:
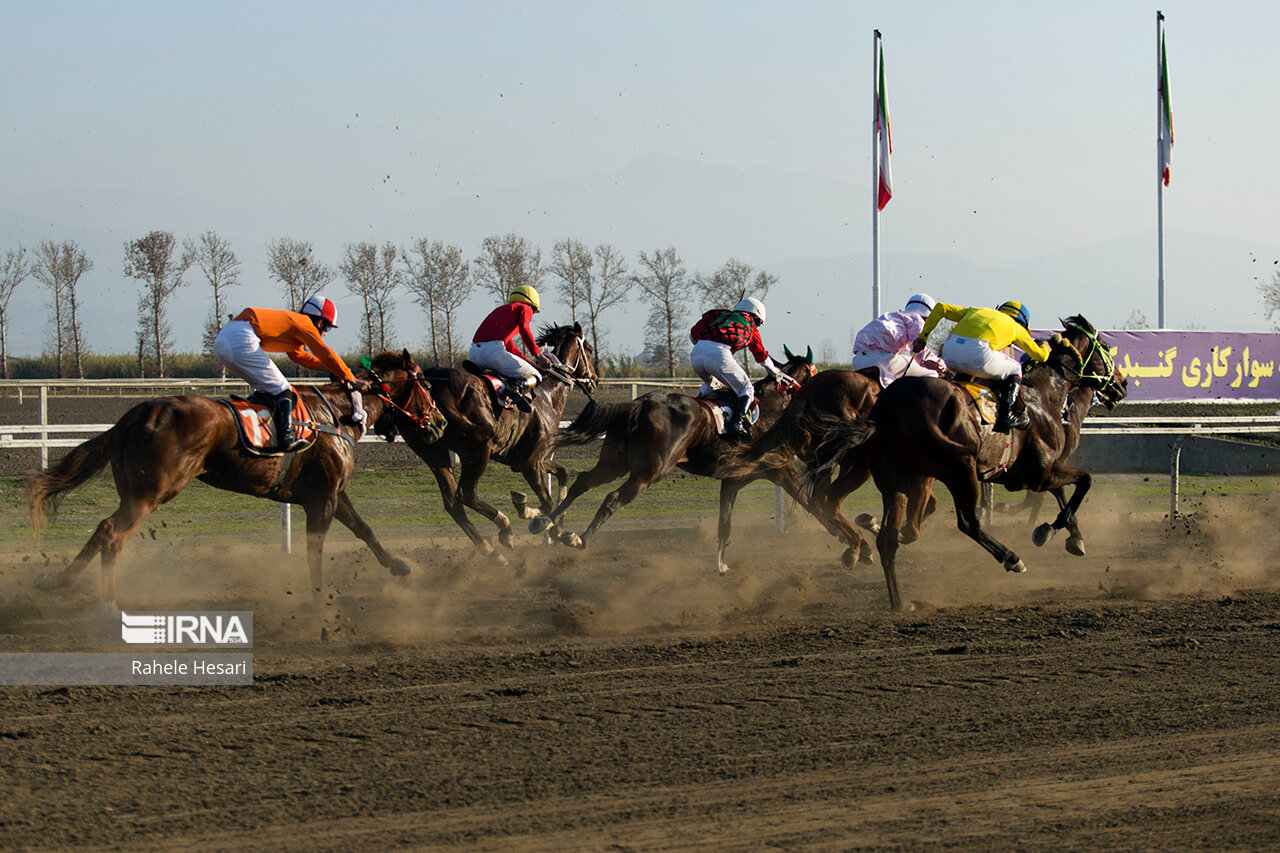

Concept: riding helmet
[[301, 294, 339, 328], [509, 285, 541, 312], [998, 300, 1030, 329], [903, 293, 937, 316], [734, 296, 766, 325]]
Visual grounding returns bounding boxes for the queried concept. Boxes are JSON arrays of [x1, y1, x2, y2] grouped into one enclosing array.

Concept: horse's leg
[[539, 453, 626, 535], [561, 473, 653, 549], [430, 465, 492, 552], [944, 468, 1026, 574], [454, 452, 517, 550], [1032, 470, 1091, 556], [716, 478, 745, 574], [872, 475, 909, 612], [302, 495, 338, 606], [812, 457, 874, 567], [511, 461, 570, 522], [899, 479, 938, 545], [332, 490, 413, 577]]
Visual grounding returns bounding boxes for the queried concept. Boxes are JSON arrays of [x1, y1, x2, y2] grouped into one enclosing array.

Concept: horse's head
[[537, 321, 599, 394], [365, 349, 448, 443], [778, 344, 819, 384], [1055, 316, 1128, 410]]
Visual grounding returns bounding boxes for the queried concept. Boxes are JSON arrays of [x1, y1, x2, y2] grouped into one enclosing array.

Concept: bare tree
[[266, 237, 335, 309], [695, 258, 778, 368], [548, 239, 592, 322], [0, 245, 31, 379], [402, 238, 473, 366], [32, 240, 93, 378], [473, 233, 542, 304], [187, 231, 242, 373], [1261, 272, 1280, 331], [580, 243, 632, 371], [634, 247, 692, 378], [1121, 309, 1152, 331], [124, 230, 194, 378], [340, 241, 401, 357]]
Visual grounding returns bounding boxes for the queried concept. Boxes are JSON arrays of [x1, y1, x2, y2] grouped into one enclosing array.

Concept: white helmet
[[733, 296, 766, 325], [903, 293, 937, 316]]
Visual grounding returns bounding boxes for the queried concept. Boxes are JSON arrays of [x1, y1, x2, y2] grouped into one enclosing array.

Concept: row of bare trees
[[1, 229, 782, 379]]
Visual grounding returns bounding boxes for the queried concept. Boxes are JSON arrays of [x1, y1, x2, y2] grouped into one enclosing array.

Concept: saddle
[[461, 360, 519, 410], [695, 390, 760, 437], [218, 396, 318, 457], [948, 373, 1002, 425]]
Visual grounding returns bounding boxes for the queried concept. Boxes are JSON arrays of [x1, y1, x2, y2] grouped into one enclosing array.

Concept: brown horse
[[810, 316, 1127, 610], [386, 323, 598, 560], [540, 346, 818, 565], [27, 350, 447, 611], [716, 366, 939, 570]]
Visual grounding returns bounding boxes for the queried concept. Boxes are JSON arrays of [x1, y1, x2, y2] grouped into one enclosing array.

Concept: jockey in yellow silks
[[913, 300, 1050, 433]]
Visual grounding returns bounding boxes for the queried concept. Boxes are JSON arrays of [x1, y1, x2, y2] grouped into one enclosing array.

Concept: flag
[[875, 42, 893, 210], [1159, 30, 1174, 186]]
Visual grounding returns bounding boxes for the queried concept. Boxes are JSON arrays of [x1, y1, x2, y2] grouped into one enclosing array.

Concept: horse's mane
[[536, 324, 573, 348], [368, 350, 414, 374]]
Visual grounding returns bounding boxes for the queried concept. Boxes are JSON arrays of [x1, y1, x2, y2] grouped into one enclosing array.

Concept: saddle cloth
[[949, 374, 1000, 425], [696, 391, 760, 436], [461, 360, 517, 410], [219, 396, 318, 456]]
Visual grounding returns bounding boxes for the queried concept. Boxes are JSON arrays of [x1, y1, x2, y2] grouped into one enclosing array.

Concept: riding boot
[[727, 394, 753, 442], [995, 376, 1030, 433], [273, 390, 306, 451], [502, 378, 533, 413]]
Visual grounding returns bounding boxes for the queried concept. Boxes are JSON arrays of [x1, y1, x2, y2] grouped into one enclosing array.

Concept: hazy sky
[[3, 0, 1278, 359]]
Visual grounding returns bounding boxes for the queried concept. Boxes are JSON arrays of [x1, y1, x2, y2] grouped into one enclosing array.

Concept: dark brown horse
[[27, 350, 447, 611], [716, 366, 939, 570], [811, 316, 1127, 610], [387, 323, 597, 561], [539, 347, 818, 566]]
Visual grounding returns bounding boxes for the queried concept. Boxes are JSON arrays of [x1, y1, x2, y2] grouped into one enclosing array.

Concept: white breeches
[[691, 339, 753, 400], [941, 335, 1023, 380], [851, 349, 939, 386], [213, 320, 290, 395], [469, 340, 542, 382]]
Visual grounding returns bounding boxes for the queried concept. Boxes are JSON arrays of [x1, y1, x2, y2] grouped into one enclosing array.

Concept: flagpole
[[1157, 10, 1165, 328], [872, 29, 882, 320]]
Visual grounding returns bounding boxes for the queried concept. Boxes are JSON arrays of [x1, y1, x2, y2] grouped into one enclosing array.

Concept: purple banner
[[1101, 331, 1280, 402]]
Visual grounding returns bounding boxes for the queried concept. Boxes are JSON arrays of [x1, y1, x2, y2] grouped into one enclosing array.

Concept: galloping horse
[[539, 346, 817, 566], [27, 350, 448, 611], [387, 323, 597, 560], [810, 316, 1127, 610], [716, 366, 938, 570]]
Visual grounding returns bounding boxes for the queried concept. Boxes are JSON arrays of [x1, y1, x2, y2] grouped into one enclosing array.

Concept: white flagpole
[[872, 29, 882, 320], [1157, 11, 1166, 329]]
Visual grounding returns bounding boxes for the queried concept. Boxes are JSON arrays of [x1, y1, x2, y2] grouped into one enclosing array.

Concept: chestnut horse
[[27, 350, 447, 611], [810, 316, 1127, 610], [539, 346, 818, 565], [386, 323, 597, 560]]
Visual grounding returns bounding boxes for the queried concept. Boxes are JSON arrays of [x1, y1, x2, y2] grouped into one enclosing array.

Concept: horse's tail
[[555, 399, 635, 446], [27, 418, 128, 541], [715, 408, 806, 480], [803, 413, 878, 490]]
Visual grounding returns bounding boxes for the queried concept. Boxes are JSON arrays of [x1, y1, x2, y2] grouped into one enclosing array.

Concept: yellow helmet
[[508, 285, 540, 312]]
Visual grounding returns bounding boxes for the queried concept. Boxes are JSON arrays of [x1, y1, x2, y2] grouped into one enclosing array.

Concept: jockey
[[914, 299, 1050, 433], [689, 295, 795, 441], [469, 285, 558, 412], [213, 294, 359, 452], [851, 292, 948, 387]]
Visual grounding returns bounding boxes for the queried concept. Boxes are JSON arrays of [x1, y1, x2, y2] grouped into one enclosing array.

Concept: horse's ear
[[573, 321, 583, 336], [784, 344, 795, 361], [806, 346, 814, 365], [402, 348, 415, 368]]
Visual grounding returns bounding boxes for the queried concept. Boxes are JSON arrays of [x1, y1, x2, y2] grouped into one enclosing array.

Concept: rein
[[371, 366, 440, 431]]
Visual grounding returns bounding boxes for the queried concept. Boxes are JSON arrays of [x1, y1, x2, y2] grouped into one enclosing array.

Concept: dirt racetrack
[[3, 472, 1280, 851]]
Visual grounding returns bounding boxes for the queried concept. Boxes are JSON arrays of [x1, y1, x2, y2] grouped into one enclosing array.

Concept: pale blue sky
[[3, 1, 1278, 358]]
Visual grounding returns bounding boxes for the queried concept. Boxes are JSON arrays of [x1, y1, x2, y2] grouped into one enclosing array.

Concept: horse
[[386, 322, 598, 560], [538, 346, 818, 566], [809, 316, 1127, 610], [715, 366, 939, 570], [26, 350, 448, 612]]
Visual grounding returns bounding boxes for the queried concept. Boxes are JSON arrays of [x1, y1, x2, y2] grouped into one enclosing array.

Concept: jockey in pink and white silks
[[851, 293, 948, 387]]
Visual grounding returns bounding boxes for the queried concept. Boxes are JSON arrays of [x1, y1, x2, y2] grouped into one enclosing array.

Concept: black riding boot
[[502, 378, 533, 412], [994, 376, 1030, 434], [273, 390, 305, 451], [727, 394, 753, 442]]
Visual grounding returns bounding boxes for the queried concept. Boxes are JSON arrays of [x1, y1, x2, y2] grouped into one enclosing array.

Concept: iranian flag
[[1159, 31, 1174, 186], [875, 45, 893, 210]]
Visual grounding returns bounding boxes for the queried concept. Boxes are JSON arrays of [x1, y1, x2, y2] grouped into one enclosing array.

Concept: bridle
[[1061, 319, 1120, 400], [368, 364, 440, 431], [553, 333, 598, 394]]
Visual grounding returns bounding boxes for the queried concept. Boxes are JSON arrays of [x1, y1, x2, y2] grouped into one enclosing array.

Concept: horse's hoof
[[529, 517, 551, 535], [854, 513, 881, 535], [493, 552, 510, 567], [858, 547, 874, 565], [716, 557, 731, 575], [558, 531, 583, 549], [1004, 556, 1028, 574], [388, 559, 413, 577], [30, 572, 65, 591], [1032, 523, 1053, 547], [498, 529, 516, 549], [840, 549, 856, 571], [101, 600, 121, 619], [511, 491, 536, 519], [1066, 536, 1086, 557]]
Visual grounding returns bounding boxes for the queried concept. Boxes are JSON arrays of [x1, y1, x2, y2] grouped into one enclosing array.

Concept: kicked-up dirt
[[1, 485, 1279, 850]]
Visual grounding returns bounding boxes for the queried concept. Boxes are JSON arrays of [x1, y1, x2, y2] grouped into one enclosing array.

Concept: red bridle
[[374, 367, 439, 430]]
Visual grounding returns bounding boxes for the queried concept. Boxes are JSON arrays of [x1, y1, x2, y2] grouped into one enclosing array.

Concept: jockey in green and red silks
[[689, 295, 796, 441]]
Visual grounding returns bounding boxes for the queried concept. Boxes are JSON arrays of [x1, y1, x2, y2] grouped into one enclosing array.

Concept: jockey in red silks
[[851, 292, 948, 387], [469, 285, 560, 412], [213, 294, 363, 451], [689, 295, 796, 441]]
